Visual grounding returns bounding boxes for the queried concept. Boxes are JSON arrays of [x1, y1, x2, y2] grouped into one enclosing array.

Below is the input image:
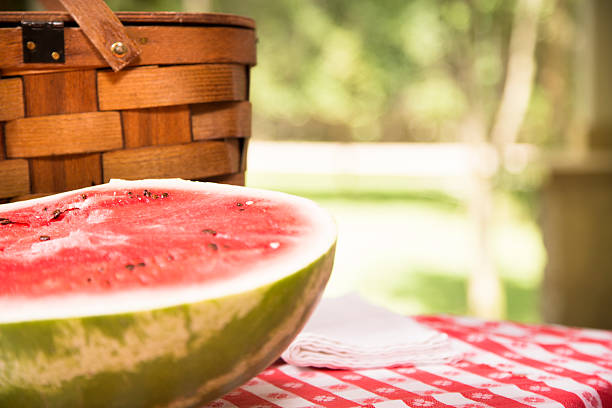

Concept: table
[[206, 315, 612, 407]]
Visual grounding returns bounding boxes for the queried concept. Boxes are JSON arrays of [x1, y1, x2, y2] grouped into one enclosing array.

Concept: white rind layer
[[0, 179, 336, 324]]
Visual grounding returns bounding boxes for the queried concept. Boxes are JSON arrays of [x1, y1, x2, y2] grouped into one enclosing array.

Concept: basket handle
[[50, 0, 141, 71]]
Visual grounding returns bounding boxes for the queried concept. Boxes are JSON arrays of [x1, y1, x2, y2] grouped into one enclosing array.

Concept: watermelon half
[[0, 179, 336, 408]]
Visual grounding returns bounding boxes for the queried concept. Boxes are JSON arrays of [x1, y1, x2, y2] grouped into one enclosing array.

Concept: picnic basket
[[0, 0, 255, 203]]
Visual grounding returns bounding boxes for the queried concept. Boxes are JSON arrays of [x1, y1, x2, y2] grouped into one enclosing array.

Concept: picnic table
[[207, 315, 612, 407]]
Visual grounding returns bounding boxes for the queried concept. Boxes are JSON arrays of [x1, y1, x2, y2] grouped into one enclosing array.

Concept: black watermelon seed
[[125, 264, 135, 271], [39, 235, 50, 241], [236, 202, 243, 207], [137, 262, 146, 267], [52, 209, 61, 219], [207, 243, 218, 251], [143, 190, 152, 198], [81, 194, 88, 200], [161, 193, 169, 198], [202, 229, 217, 236], [0, 218, 11, 225]]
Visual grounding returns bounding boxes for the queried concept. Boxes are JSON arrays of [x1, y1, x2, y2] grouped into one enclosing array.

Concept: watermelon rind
[[0, 179, 337, 408]]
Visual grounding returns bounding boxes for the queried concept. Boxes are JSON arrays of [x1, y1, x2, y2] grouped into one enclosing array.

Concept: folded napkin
[[281, 294, 460, 369]]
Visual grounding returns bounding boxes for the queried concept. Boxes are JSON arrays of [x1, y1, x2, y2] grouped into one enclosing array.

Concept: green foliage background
[[205, 0, 577, 146]]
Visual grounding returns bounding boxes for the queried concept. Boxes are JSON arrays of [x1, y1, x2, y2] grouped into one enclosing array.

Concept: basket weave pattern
[[0, 13, 255, 202]]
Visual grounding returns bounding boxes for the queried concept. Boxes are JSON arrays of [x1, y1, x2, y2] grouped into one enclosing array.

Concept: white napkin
[[281, 294, 460, 369]]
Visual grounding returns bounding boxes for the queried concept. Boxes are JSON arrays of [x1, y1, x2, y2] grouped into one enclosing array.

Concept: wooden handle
[[57, 0, 141, 71]]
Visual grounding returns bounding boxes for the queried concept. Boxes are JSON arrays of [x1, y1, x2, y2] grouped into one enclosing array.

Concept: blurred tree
[[209, 0, 576, 146], [466, 0, 544, 320]]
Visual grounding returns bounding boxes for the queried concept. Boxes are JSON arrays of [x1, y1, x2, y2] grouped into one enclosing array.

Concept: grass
[[247, 171, 545, 323]]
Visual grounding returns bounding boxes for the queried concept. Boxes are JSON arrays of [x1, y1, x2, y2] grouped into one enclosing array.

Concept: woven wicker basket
[[0, 0, 255, 203]]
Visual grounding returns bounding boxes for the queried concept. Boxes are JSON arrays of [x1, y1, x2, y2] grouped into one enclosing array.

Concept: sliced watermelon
[[0, 179, 336, 408]]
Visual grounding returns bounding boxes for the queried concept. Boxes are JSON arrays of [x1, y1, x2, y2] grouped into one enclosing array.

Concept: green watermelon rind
[[0, 237, 335, 408]]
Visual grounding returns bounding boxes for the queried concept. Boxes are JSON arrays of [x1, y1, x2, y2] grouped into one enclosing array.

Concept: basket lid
[[0, 11, 255, 29], [0, 11, 256, 75]]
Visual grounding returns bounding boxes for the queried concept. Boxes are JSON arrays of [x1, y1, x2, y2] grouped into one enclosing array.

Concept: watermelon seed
[[207, 243, 218, 251], [125, 264, 135, 271], [239, 208, 245, 211], [39, 235, 50, 241], [137, 262, 146, 267], [143, 189, 152, 198], [43, 207, 48, 211], [202, 229, 217, 236], [167, 255, 174, 261], [236, 202, 243, 207], [153, 194, 159, 199], [49, 207, 78, 221], [0, 218, 11, 225], [81, 194, 88, 200], [87, 277, 93, 283], [161, 192, 169, 198]]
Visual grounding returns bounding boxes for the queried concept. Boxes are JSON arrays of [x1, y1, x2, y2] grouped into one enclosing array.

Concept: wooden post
[[541, 0, 612, 329]]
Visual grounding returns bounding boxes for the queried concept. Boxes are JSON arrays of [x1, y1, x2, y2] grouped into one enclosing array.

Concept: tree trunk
[[466, 0, 543, 319]]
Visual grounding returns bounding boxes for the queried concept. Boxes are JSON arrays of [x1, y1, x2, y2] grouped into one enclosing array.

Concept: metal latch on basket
[[21, 21, 65, 63]]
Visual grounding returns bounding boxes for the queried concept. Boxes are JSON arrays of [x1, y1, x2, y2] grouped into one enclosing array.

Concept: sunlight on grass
[[248, 171, 545, 323]]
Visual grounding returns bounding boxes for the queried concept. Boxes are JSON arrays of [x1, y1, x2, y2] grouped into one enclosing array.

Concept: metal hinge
[[21, 21, 65, 63]]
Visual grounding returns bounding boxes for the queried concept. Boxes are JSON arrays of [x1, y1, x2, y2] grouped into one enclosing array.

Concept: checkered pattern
[[206, 315, 612, 407]]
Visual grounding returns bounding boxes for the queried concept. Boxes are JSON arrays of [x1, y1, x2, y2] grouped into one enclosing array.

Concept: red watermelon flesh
[[0, 179, 336, 407], [0, 179, 335, 322]]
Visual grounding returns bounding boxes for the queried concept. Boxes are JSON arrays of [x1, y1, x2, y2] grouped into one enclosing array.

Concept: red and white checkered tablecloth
[[206, 315, 612, 408]]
